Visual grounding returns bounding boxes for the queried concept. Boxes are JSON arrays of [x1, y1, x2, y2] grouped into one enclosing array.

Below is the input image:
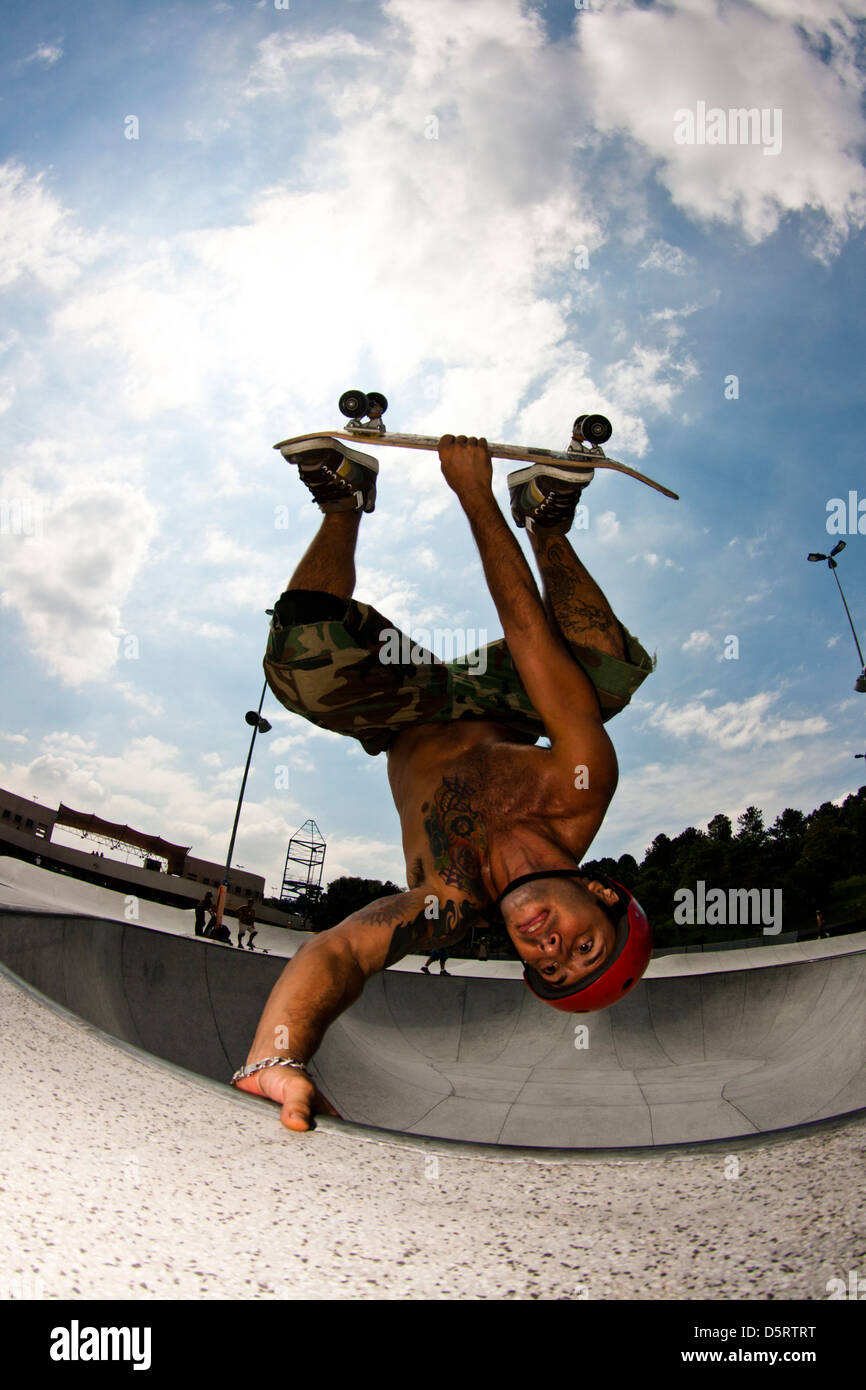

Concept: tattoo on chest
[[423, 777, 487, 898]]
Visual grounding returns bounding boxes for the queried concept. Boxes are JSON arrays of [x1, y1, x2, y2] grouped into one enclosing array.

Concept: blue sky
[[1, 0, 864, 895]]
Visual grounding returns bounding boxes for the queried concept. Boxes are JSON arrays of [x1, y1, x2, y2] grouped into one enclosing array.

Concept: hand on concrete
[[235, 1065, 340, 1132]]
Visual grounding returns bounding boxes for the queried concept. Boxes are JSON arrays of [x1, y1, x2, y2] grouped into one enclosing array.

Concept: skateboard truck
[[568, 413, 612, 458], [338, 389, 389, 434]]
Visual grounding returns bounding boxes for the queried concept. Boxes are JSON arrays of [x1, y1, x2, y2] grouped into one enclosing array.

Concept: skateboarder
[[234, 435, 655, 1130]]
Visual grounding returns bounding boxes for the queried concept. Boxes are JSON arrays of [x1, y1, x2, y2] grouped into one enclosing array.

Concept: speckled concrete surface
[[1, 973, 863, 1301]]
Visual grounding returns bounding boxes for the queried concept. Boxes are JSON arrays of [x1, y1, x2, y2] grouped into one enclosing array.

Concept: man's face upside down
[[499, 875, 618, 989]]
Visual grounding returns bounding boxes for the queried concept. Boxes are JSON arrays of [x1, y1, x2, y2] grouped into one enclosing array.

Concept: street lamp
[[806, 541, 866, 692], [214, 613, 275, 929]]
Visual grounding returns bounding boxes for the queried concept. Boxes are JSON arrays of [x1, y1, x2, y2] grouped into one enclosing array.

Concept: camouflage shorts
[[264, 589, 655, 757]]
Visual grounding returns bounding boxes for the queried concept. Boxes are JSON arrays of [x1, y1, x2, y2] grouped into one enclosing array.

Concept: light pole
[[214, 614, 274, 930], [806, 541, 866, 692]]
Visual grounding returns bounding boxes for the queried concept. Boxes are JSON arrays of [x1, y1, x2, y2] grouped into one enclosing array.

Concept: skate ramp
[[1, 870, 865, 1150]]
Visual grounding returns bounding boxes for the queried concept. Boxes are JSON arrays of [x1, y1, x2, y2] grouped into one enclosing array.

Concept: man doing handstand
[[234, 433, 655, 1130]]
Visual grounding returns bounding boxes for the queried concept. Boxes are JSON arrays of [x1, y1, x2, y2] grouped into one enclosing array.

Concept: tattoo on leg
[[538, 538, 625, 655]]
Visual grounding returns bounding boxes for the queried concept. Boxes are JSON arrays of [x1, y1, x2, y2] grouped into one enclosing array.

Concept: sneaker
[[508, 463, 594, 536], [280, 437, 379, 513], [420, 965, 430, 974]]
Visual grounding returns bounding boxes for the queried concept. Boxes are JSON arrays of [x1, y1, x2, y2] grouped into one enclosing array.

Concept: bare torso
[[386, 718, 608, 914]]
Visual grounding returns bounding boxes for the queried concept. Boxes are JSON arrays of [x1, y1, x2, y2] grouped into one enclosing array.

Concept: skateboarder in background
[[234, 434, 654, 1130]]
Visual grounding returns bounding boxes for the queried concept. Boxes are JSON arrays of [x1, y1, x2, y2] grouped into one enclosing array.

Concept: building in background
[[0, 785, 296, 927]]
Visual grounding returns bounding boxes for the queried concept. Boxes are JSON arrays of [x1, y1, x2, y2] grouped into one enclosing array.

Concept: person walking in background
[[237, 899, 258, 951], [421, 947, 451, 976], [194, 891, 214, 936]]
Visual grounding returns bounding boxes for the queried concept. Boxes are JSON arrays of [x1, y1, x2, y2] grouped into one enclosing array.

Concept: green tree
[[311, 875, 402, 929], [615, 853, 639, 888], [643, 832, 674, 874], [707, 813, 733, 842], [736, 806, 766, 844], [769, 807, 807, 849], [799, 820, 856, 886]]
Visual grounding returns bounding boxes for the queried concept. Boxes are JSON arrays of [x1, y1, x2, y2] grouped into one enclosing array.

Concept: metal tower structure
[[280, 820, 326, 923]]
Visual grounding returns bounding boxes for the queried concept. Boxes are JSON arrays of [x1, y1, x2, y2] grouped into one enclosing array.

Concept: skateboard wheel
[[365, 391, 388, 416], [339, 389, 369, 419], [574, 413, 612, 444]]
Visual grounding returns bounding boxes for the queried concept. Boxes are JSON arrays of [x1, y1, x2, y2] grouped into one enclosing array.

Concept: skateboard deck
[[275, 430, 678, 500]]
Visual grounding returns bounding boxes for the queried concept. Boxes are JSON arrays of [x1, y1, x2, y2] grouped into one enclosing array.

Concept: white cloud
[[605, 343, 698, 415], [639, 240, 695, 274], [319, 833, 406, 887], [645, 690, 829, 750], [595, 510, 621, 543], [578, 0, 866, 256], [244, 30, 380, 97], [628, 551, 677, 569], [682, 629, 713, 652], [41, 0, 707, 458], [0, 162, 101, 291], [114, 683, 165, 717], [0, 446, 159, 685], [24, 43, 63, 68]]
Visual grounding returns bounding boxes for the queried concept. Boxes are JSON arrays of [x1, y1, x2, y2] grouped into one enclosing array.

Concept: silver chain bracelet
[[231, 1055, 309, 1086]]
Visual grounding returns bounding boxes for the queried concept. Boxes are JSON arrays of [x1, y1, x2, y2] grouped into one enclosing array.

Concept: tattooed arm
[[236, 887, 478, 1130]]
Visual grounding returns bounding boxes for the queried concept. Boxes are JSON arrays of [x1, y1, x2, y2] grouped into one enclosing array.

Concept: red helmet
[[494, 870, 652, 1013]]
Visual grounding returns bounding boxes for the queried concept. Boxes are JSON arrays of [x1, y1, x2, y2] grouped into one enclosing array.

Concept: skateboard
[[274, 390, 679, 500]]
